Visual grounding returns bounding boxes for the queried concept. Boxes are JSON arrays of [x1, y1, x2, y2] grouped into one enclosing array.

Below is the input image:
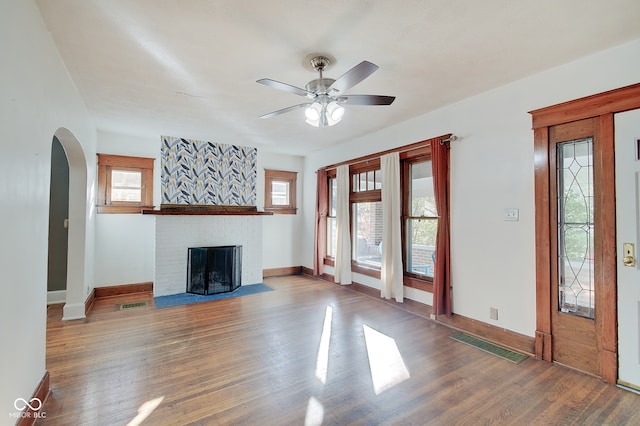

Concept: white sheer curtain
[[380, 152, 403, 302], [334, 164, 352, 285]]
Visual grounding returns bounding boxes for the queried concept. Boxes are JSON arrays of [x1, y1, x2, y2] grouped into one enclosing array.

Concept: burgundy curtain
[[432, 139, 451, 316], [313, 168, 328, 276]]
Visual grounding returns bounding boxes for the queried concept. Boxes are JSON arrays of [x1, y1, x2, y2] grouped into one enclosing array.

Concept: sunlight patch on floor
[[363, 324, 410, 395], [127, 396, 164, 426], [304, 396, 325, 426], [315, 306, 333, 384]]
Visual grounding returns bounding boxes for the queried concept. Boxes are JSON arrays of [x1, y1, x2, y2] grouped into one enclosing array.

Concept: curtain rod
[[321, 134, 457, 172]]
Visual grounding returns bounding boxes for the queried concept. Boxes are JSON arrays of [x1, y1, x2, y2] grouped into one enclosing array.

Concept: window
[[324, 163, 384, 269], [326, 175, 337, 258], [321, 136, 446, 289], [353, 201, 383, 268], [353, 168, 382, 192], [264, 169, 297, 214], [97, 154, 154, 214], [351, 161, 382, 270], [403, 159, 437, 280]]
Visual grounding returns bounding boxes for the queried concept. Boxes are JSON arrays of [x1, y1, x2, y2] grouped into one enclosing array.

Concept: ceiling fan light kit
[[257, 55, 395, 128], [305, 100, 345, 127]]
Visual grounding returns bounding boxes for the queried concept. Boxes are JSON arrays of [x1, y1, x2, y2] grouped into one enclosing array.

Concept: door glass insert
[[557, 138, 595, 319]]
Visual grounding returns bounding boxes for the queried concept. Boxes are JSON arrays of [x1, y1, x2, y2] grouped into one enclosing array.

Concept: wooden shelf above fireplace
[[142, 205, 273, 216]]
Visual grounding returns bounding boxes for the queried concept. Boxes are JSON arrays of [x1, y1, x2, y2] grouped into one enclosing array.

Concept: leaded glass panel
[[557, 138, 595, 319]]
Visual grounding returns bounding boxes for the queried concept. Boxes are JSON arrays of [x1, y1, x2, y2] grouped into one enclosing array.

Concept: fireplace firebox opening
[[187, 245, 242, 295]]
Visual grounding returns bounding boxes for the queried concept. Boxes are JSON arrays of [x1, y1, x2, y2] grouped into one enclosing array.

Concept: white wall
[[94, 131, 159, 286], [302, 38, 640, 338], [0, 0, 97, 421], [258, 151, 305, 270]]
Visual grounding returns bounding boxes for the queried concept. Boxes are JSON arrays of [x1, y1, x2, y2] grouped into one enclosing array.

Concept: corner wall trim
[[62, 302, 86, 321], [16, 370, 49, 426], [47, 290, 66, 305]]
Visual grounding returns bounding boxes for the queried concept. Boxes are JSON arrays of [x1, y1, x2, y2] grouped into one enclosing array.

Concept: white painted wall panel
[[94, 214, 155, 286]]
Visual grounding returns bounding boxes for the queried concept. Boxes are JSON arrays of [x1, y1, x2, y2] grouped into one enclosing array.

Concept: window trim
[[97, 154, 154, 214], [321, 135, 451, 291], [264, 169, 297, 214]]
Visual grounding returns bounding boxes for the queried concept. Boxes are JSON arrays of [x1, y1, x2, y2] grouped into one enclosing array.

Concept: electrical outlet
[[503, 208, 519, 221], [490, 307, 498, 320]]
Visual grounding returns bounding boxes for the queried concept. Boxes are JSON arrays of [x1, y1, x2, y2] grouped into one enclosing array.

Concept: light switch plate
[[490, 307, 498, 320], [504, 208, 519, 221]]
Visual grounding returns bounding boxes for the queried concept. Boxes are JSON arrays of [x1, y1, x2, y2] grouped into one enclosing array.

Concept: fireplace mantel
[[143, 209, 272, 216], [143, 204, 272, 216]]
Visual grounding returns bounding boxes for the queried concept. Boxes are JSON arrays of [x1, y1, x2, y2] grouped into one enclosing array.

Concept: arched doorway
[[51, 128, 89, 320], [47, 137, 69, 303]]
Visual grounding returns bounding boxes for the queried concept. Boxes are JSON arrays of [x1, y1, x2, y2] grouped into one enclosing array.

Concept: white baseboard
[[47, 290, 66, 305], [62, 302, 86, 320]]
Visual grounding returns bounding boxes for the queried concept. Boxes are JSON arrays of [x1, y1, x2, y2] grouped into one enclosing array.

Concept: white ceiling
[[36, 0, 640, 155]]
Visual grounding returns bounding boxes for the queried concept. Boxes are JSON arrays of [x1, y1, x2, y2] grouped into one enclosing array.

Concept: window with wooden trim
[[326, 173, 337, 258], [350, 160, 382, 271], [322, 137, 444, 291], [97, 154, 154, 214], [402, 156, 437, 283], [264, 169, 297, 214]]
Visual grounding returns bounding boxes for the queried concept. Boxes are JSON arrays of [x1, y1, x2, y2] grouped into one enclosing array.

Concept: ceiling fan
[[257, 55, 395, 127]]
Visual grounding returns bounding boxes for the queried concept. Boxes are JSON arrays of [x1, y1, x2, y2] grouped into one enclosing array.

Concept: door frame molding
[[529, 82, 640, 383]]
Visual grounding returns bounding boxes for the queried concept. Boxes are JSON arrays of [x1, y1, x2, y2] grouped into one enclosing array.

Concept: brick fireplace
[[149, 213, 265, 297], [145, 136, 267, 297]]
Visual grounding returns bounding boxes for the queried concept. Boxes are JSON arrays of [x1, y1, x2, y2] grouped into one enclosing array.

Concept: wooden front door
[[528, 84, 640, 383], [548, 118, 601, 375]]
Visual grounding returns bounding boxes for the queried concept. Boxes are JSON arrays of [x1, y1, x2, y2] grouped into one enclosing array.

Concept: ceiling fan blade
[[258, 103, 311, 119], [256, 78, 311, 97], [338, 95, 395, 105], [328, 61, 379, 94]]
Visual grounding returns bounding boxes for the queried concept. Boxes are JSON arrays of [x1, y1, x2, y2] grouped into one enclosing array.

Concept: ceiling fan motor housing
[[305, 78, 336, 98]]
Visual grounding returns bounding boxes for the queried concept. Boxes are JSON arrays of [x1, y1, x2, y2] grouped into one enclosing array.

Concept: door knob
[[623, 243, 636, 267]]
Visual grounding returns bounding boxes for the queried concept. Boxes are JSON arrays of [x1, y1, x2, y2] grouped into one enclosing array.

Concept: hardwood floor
[[40, 275, 639, 425]]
